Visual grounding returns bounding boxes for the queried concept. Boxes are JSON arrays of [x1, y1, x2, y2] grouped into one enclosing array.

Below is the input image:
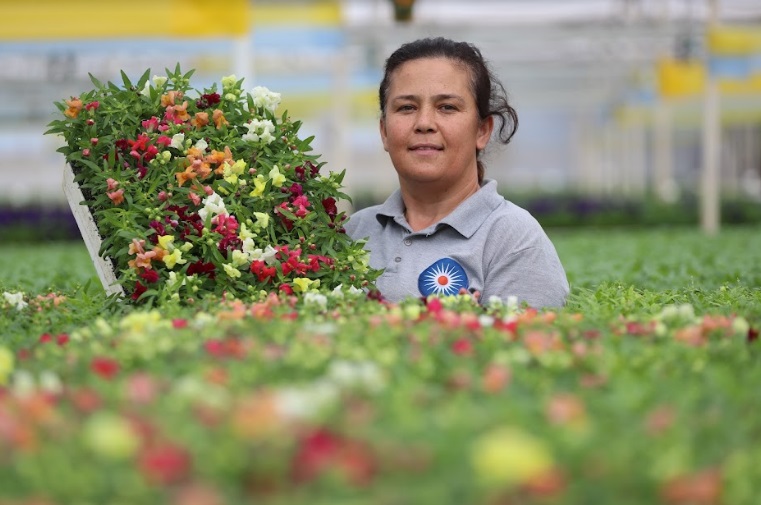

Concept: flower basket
[[47, 66, 379, 305], [62, 163, 124, 297]]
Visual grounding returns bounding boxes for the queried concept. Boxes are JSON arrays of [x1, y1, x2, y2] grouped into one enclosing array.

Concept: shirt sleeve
[[480, 214, 569, 309]]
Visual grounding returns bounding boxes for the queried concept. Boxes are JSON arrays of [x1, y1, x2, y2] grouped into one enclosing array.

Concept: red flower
[[132, 281, 148, 301], [172, 318, 188, 329], [139, 269, 160, 283], [291, 428, 376, 486], [279, 284, 294, 295], [84, 101, 100, 110], [250, 260, 277, 283], [138, 442, 192, 485], [321, 197, 337, 219], [749, 326, 759, 344], [38, 333, 53, 344], [56, 333, 70, 346], [141, 116, 160, 132], [451, 337, 473, 356], [91, 356, 120, 380], [187, 261, 216, 279], [203, 339, 226, 358]]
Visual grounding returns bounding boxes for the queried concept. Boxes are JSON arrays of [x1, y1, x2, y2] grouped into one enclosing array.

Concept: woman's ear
[[379, 117, 390, 152], [476, 116, 494, 151]]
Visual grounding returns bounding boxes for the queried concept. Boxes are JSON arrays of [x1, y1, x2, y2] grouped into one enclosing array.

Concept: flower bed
[[0, 289, 759, 504], [46, 67, 378, 304]]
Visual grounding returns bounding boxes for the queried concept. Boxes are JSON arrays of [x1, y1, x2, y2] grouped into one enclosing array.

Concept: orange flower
[[206, 147, 233, 174], [173, 101, 190, 122], [107, 188, 125, 205], [160, 90, 183, 107], [212, 108, 229, 128], [175, 167, 197, 187], [190, 112, 209, 129], [128, 239, 146, 255], [64, 97, 83, 118]]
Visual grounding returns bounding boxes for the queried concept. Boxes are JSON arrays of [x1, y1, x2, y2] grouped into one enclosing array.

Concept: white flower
[[198, 192, 227, 222], [170, 133, 185, 150], [39, 371, 63, 395], [304, 292, 328, 311], [274, 381, 339, 421], [152, 75, 167, 87], [251, 86, 281, 113], [326, 360, 386, 393], [242, 119, 275, 145], [245, 244, 278, 265], [11, 370, 35, 398], [2, 291, 27, 311], [195, 138, 208, 152]]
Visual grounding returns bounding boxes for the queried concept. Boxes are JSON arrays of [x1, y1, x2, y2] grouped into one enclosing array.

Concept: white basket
[[62, 164, 125, 297]]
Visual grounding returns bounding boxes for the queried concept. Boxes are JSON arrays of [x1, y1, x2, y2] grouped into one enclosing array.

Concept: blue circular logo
[[418, 258, 469, 297]]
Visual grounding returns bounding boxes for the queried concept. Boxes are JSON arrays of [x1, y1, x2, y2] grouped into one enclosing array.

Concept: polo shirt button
[[394, 257, 402, 263], [403, 239, 412, 246]]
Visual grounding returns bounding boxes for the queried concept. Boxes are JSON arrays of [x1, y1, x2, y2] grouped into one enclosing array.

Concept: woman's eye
[[440, 104, 456, 111], [398, 104, 414, 112]]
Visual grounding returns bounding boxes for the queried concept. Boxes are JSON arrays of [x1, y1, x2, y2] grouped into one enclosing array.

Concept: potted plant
[[46, 66, 379, 305]]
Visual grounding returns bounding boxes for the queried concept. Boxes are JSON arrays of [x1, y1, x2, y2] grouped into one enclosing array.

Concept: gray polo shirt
[[345, 179, 569, 308]]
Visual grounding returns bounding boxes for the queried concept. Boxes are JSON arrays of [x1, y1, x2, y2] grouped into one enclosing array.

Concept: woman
[[345, 37, 569, 308]]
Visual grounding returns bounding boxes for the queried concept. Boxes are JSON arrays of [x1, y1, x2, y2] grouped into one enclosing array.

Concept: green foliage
[[0, 226, 759, 504]]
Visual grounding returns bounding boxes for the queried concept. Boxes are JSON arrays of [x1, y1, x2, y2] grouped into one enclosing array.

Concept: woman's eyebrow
[[390, 94, 465, 102]]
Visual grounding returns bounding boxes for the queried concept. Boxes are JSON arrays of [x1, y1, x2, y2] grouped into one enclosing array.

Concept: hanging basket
[[392, 0, 415, 22]]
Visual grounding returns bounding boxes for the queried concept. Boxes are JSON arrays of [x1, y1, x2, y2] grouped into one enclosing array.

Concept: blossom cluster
[[47, 66, 378, 304]]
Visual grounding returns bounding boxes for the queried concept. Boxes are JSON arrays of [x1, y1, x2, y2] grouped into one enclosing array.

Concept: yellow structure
[[0, 0, 251, 39], [657, 58, 706, 99]]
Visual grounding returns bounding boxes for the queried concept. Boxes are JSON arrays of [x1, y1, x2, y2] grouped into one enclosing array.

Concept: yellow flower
[[269, 165, 286, 188], [231, 250, 249, 268], [470, 427, 554, 489], [0, 347, 14, 385], [249, 175, 266, 197], [239, 223, 255, 240], [229, 159, 246, 176], [253, 212, 270, 230], [292, 277, 315, 293], [157, 235, 175, 251], [83, 412, 139, 460], [163, 249, 187, 269], [223, 263, 242, 278]]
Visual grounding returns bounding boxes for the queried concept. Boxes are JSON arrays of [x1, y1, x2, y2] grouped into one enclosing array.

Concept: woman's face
[[380, 57, 493, 190]]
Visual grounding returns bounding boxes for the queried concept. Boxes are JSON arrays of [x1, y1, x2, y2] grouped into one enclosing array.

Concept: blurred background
[[1, 0, 760, 241]]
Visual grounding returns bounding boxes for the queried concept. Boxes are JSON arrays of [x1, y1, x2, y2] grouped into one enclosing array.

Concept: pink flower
[[125, 373, 159, 405], [108, 189, 125, 205], [106, 178, 119, 191]]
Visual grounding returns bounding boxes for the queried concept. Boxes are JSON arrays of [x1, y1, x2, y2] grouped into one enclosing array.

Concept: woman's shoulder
[[344, 204, 384, 239]]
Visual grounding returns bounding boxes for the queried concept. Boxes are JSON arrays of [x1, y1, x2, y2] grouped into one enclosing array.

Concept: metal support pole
[[700, 0, 721, 235]]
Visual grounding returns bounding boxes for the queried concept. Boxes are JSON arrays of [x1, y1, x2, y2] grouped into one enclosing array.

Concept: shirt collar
[[374, 179, 504, 238]]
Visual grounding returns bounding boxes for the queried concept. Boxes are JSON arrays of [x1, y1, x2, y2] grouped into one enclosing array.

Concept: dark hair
[[379, 37, 518, 183]]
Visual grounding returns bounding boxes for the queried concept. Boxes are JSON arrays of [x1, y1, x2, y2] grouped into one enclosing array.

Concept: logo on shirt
[[418, 258, 469, 297]]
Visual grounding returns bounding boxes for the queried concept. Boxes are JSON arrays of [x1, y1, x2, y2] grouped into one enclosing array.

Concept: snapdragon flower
[[250, 86, 281, 114], [2, 291, 27, 311], [198, 192, 227, 222]]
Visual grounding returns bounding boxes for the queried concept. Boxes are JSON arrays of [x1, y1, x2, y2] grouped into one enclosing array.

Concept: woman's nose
[[414, 106, 436, 133]]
